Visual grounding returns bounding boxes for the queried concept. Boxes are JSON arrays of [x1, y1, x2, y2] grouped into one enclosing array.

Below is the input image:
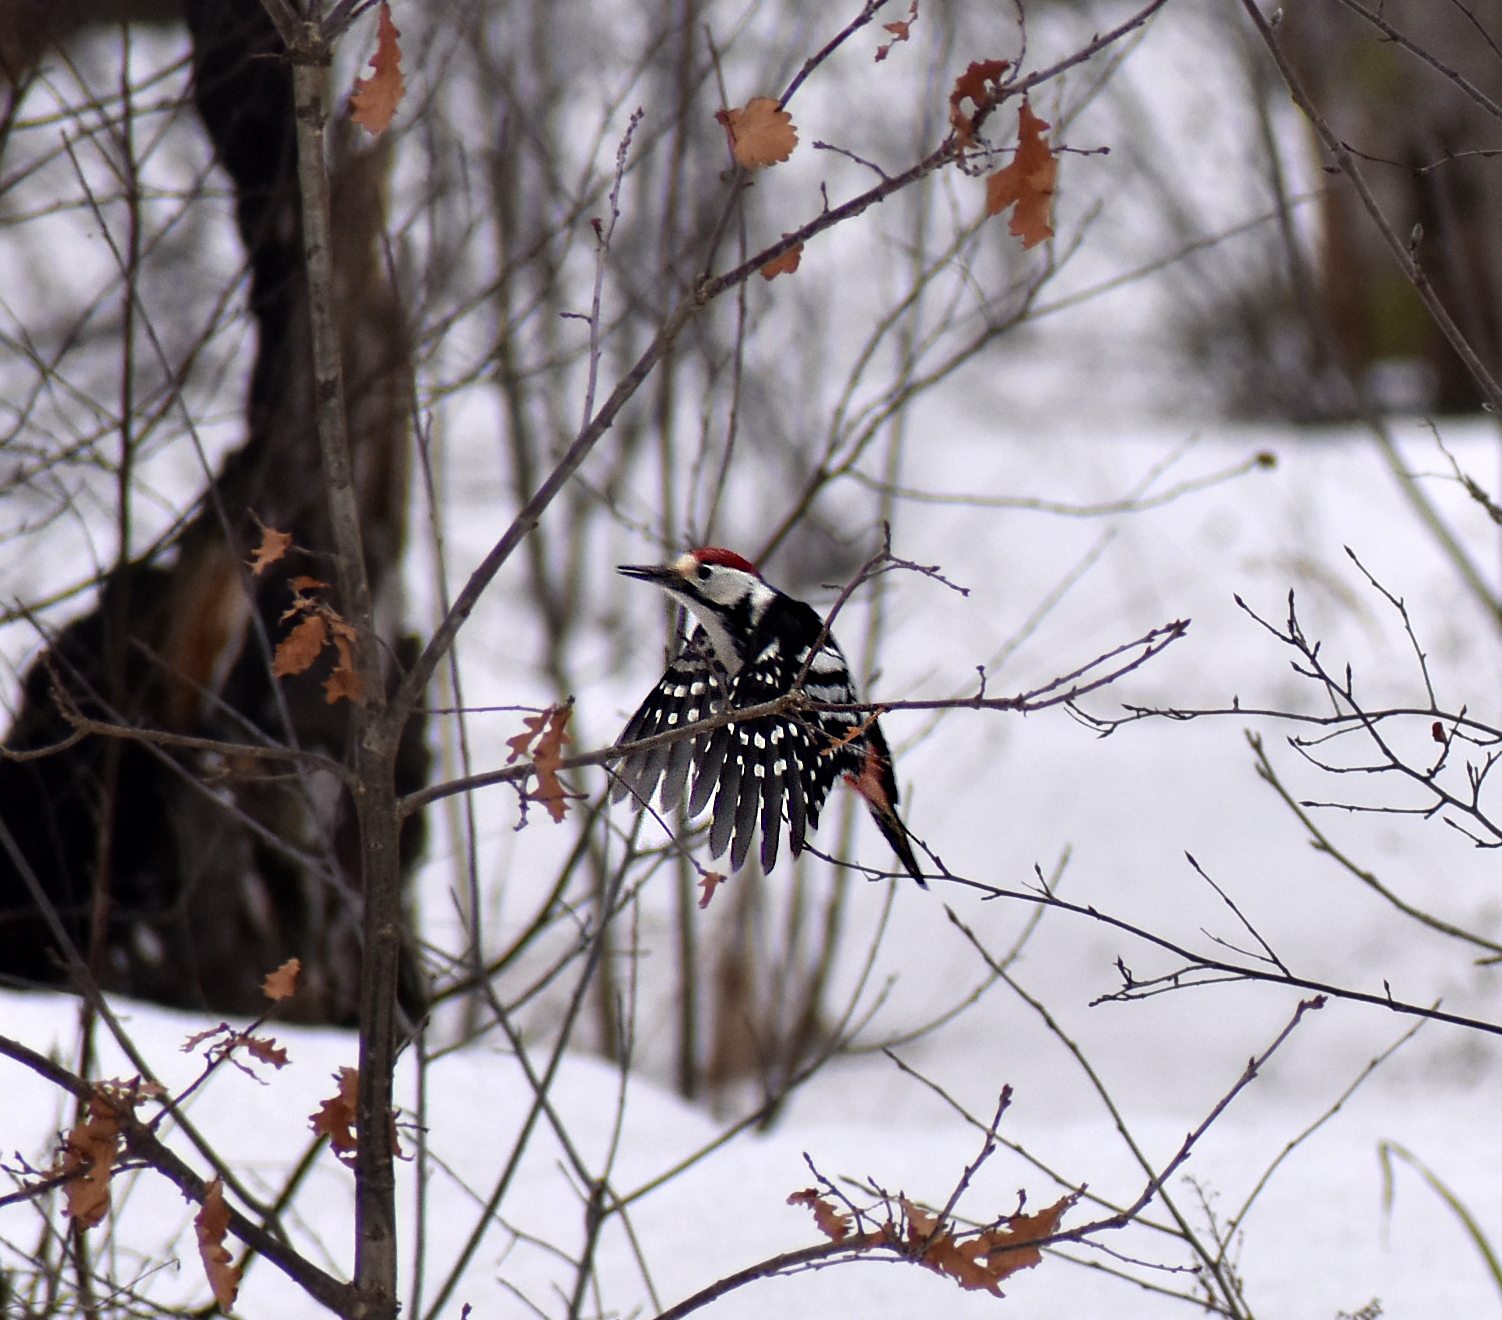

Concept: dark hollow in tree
[[0, 0, 427, 1023]]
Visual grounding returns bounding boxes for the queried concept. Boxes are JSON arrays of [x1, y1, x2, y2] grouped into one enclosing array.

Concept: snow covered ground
[[8, 418, 1502, 1318], [8, 5, 1502, 1316]]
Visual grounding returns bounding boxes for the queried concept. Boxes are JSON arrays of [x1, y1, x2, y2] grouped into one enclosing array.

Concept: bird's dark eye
[[697, 564, 712, 581]]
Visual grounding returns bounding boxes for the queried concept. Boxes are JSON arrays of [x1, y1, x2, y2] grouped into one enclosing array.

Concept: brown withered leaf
[[788, 1188, 852, 1243], [531, 701, 575, 823], [59, 1094, 121, 1229], [311, 1067, 360, 1164], [182, 1023, 233, 1054], [244, 1034, 290, 1069], [876, 0, 918, 61], [507, 703, 575, 822], [902, 1193, 1073, 1295], [350, 2, 405, 136], [760, 240, 803, 281], [262, 957, 301, 1001], [247, 524, 292, 576], [288, 575, 329, 594], [715, 97, 798, 169], [324, 630, 364, 705], [985, 99, 1056, 249], [273, 613, 327, 678], [948, 58, 1009, 147], [506, 710, 548, 763], [697, 871, 726, 909], [195, 1178, 242, 1309]]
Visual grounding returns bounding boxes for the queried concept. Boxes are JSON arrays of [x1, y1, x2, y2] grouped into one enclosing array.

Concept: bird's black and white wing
[[694, 627, 864, 874], [612, 627, 727, 814]]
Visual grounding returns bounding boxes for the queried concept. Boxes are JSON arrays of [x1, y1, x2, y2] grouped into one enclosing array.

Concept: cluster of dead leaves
[[182, 1021, 290, 1078], [350, 2, 405, 136], [506, 700, 576, 823], [51, 958, 305, 1312], [248, 522, 365, 704], [55, 1081, 156, 1230], [311, 1066, 362, 1165], [272, 575, 364, 705], [876, 0, 919, 62], [948, 60, 1058, 249], [788, 1186, 1076, 1297]]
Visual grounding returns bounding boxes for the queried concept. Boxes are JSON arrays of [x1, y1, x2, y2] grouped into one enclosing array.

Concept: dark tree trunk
[[0, 0, 426, 1023]]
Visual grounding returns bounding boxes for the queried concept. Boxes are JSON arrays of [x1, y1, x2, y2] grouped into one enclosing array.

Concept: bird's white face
[[619, 550, 777, 674], [670, 553, 766, 609]]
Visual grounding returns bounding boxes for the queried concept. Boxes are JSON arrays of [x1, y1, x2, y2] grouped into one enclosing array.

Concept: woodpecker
[[612, 547, 925, 885]]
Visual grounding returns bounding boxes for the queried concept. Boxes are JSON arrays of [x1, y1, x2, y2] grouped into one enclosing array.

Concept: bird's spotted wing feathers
[[615, 600, 922, 881], [702, 637, 865, 872], [611, 629, 726, 814]]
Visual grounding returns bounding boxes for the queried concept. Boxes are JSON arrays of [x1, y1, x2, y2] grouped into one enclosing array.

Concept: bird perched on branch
[[612, 547, 924, 885]]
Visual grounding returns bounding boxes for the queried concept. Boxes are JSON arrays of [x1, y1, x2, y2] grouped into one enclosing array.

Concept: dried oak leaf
[[903, 1193, 1072, 1295], [532, 702, 575, 822], [985, 99, 1056, 249], [59, 1093, 121, 1228], [760, 239, 804, 281], [505, 710, 547, 763], [311, 1066, 360, 1164], [350, 2, 405, 136], [244, 1034, 290, 1069], [247, 524, 292, 576], [507, 702, 576, 823], [263, 957, 301, 1001], [948, 58, 1009, 147], [273, 612, 327, 678], [876, 0, 919, 61], [788, 1188, 852, 1242], [182, 1023, 233, 1054], [715, 97, 798, 169], [697, 871, 726, 909], [195, 1178, 242, 1309], [324, 627, 364, 705]]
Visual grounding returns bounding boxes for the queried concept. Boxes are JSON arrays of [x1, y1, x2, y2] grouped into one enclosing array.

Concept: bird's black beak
[[618, 562, 678, 586]]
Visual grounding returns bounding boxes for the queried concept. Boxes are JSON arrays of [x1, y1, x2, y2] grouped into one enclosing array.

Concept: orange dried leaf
[[715, 97, 798, 169], [532, 702, 575, 823], [876, 0, 918, 61], [948, 58, 1009, 147], [760, 240, 803, 281], [985, 100, 1056, 248], [274, 613, 327, 677], [324, 632, 364, 705], [195, 1178, 242, 1309], [244, 1034, 290, 1069], [506, 710, 547, 763], [182, 1024, 232, 1053], [904, 1193, 1072, 1296], [262, 957, 301, 1001], [697, 871, 726, 909], [788, 1188, 851, 1242], [350, 2, 405, 136], [247, 525, 292, 576], [311, 1067, 360, 1163], [288, 575, 329, 595], [59, 1095, 120, 1229]]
